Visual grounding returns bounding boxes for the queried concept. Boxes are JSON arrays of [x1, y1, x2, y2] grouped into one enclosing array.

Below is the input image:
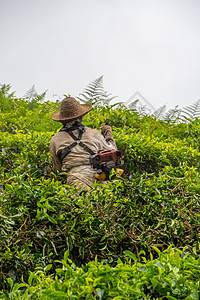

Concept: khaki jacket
[[50, 126, 117, 190]]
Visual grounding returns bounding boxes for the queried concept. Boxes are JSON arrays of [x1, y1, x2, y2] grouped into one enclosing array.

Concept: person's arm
[[100, 125, 117, 149], [50, 140, 62, 173]]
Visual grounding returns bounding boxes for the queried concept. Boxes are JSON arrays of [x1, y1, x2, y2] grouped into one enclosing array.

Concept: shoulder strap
[[59, 121, 85, 134], [67, 126, 85, 141], [79, 141, 95, 155], [58, 141, 77, 162], [58, 124, 95, 163]]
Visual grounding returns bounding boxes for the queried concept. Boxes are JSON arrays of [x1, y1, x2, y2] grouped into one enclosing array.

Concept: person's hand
[[99, 125, 112, 137]]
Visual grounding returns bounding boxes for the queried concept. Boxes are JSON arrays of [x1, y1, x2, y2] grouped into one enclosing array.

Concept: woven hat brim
[[51, 103, 93, 122]]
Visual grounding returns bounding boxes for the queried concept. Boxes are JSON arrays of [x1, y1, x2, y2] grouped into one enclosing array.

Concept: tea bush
[[1, 84, 200, 298], [3, 247, 200, 299]]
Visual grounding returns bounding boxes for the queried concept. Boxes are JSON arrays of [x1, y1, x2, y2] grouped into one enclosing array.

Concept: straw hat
[[51, 97, 93, 122]]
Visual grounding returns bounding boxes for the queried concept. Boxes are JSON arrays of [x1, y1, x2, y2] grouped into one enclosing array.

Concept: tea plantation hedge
[[0, 84, 200, 299]]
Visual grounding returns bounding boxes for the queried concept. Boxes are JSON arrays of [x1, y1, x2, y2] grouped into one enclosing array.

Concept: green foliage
[[0, 84, 60, 133], [0, 84, 200, 298], [4, 247, 200, 299]]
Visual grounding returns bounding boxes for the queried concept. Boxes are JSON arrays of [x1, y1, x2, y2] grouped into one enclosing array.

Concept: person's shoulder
[[85, 127, 102, 137], [50, 130, 63, 142], [51, 131, 58, 138]]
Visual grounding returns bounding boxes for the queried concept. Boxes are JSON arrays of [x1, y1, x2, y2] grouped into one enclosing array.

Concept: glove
[[100, 125, 112, 137]]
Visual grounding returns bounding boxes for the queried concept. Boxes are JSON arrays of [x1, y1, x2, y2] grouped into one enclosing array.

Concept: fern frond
[[24, 85, 46, 104], [127, 100, 139, 109], [163, 106, 181, 124], [138, 105, 151, 116], [0, 84, 14, 99], [24, 85, 37, 101], [0, 84, 16, 112], [153, 105, 167, 119], [77, 76, 117, 105], [34, 90, 47, 102], [107, 95, 118, 102], [179, 100, 200, 122]]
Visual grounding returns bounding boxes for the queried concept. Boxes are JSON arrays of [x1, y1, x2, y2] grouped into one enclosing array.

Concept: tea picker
[[50, 97, 123, 190]]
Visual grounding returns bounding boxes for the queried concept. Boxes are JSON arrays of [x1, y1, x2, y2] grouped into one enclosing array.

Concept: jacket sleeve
[[50, 139, 62, 173], [100, 125, 117, 149]]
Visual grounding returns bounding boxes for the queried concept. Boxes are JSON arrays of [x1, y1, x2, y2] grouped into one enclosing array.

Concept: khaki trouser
[[67, 173, 94, 191]]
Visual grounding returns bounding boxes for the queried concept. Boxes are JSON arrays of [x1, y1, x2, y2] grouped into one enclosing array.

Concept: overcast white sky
[[0, 0, 200, 110]]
